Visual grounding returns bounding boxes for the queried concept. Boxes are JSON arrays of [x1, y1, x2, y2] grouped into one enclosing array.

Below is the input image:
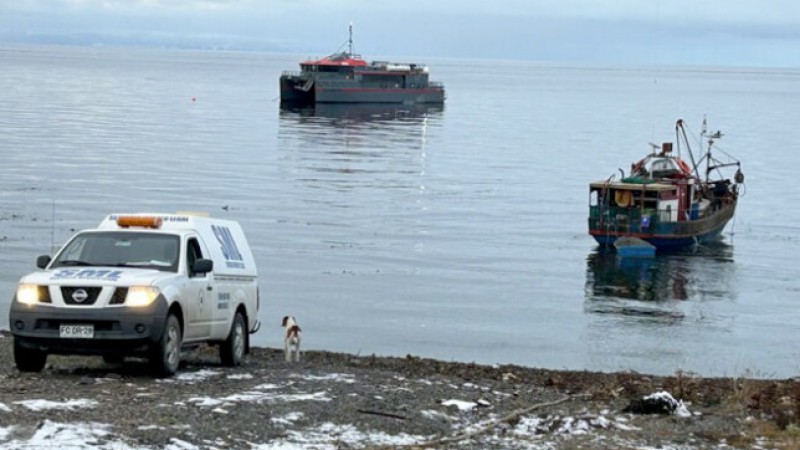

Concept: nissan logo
[[72, 289, 89, 303]]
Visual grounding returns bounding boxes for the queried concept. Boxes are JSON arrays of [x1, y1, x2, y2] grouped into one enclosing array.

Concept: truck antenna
[[50, 199, 56, 254]]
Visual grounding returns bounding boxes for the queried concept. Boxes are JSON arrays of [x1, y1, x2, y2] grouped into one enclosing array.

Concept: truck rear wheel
[[220, 312, 246, 367], [150, 314, 181, 377], [14, 339, 47, 372]]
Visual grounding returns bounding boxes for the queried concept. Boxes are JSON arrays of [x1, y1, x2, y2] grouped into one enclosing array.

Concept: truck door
[[182, 236, 212, 340]]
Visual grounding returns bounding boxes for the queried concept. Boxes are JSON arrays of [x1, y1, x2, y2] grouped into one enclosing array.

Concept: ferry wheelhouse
[[280, 25, 445, 105]]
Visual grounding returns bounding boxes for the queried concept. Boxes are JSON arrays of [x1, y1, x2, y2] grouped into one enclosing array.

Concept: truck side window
[[186, 238, 204, 277]]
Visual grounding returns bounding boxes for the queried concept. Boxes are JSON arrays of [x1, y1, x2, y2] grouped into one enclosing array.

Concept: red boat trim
[[356, 71, 413, 76], [318, 88, 443, 93], [301, 58, 368, 67], [589, 230, 707, 240]]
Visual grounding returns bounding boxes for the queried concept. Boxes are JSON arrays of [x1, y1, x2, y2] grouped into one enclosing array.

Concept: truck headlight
[[125, 286, 160, 307], [16, 284, 42, 304]]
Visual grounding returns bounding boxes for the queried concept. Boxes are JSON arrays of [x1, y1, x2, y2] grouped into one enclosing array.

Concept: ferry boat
[[280, 25, 445, 105], [588, 118, 744, 252]]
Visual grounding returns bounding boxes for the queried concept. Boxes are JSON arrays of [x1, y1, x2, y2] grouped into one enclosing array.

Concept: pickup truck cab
[[9, 213, 260, 377]]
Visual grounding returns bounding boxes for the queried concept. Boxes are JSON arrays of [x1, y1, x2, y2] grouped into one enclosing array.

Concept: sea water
[[1, 45, 798, 378]]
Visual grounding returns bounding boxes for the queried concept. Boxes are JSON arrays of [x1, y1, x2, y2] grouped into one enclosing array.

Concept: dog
[[281, 316, 302, 362]]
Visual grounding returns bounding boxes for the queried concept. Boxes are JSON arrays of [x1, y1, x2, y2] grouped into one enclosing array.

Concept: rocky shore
[[0, 333, 797, 449]]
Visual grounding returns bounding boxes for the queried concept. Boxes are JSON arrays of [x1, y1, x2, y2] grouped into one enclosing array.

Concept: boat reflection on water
[[586, 252, 688, 302], [276, 102, 443, 194], [279, 102, 444, 124], [277, 101, 442, 153], [584, 244, 736, 323]]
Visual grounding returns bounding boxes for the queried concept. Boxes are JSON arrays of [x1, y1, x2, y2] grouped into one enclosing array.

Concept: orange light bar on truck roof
[[116, 216, 163, 229]]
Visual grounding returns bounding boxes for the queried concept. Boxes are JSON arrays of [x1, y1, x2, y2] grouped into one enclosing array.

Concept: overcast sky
[[1, 0, 799, 67]]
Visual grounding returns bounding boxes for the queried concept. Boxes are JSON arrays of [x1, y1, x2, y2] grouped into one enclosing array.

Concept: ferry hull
[[314, 87, 445, 104], [280, 76, 445, 104]]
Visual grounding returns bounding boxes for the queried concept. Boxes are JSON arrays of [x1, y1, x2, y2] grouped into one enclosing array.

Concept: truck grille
[[61, 287, 102, 305]]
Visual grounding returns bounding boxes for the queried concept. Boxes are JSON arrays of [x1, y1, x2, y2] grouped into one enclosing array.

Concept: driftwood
[[365, 393, 583, 449], [357, 409, 408, 420]]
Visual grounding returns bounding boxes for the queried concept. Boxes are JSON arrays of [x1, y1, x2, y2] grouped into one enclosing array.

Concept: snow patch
[[188, 390, 331, 408], [253, 422, 426, 449], [291, 373, 355, 384], [513, 413, 635, 437], [14, 399, 98, 411], [174, 369, 221, 382], [441, 399, 478, 411], [0, 420, 136, 450], [421, 409, 453, 421], [226, 373, 254, 380], [271, 412, 305, 426], [164, 437, 201, 450]]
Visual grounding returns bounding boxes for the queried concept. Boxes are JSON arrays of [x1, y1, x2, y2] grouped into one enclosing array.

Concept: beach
[[0, 332, 797, 449]]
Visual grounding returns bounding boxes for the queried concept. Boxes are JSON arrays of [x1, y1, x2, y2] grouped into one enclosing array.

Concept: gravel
[[0, 332, 797, 449]]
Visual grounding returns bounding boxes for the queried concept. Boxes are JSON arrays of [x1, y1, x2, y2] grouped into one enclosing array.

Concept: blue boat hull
[[594, 227, 725, 251], [590, 201, 735, 252]]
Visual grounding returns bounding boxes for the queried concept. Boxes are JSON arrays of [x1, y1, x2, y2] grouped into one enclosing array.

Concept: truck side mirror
[[192, 258, 213, 275], [36, 255, 51, 269]]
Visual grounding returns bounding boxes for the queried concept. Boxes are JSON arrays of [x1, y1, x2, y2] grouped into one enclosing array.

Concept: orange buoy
[[676, 158, 692, 175]]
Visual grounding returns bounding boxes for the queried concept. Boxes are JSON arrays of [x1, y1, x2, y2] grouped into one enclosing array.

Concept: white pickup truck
[[9, 213, 261, 377]]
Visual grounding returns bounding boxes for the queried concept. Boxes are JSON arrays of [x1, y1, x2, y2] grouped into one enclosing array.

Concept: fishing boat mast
[[700, 118, 742, 185], [675, 119, 701, 179]]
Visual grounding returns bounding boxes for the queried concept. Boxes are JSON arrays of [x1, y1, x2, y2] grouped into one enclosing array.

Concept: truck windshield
[[50, 232, 180, 273]]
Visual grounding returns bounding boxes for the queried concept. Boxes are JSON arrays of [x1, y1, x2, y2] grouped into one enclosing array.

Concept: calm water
[[1, 45, 798, 378]]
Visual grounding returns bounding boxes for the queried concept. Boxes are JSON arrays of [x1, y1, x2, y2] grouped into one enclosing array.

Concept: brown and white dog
[[281, 315, 302, 362]]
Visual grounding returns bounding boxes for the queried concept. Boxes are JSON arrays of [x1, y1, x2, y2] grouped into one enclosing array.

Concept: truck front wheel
[[220, 312, 246, 367], [14, 339, 47, 372], [150, 314, 181, 377]]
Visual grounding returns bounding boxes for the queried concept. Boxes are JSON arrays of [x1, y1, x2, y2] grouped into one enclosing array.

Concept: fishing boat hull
[[589, 193, 736, 251]]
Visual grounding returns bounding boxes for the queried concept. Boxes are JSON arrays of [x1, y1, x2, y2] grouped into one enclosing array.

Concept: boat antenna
[[348, 22, 354, 55]]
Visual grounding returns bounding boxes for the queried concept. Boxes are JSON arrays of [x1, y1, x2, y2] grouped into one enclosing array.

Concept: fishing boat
[[588, 118, 744, 252], [279, 24, 445, 105]]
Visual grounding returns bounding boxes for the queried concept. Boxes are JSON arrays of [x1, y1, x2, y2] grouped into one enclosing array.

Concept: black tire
[[150, 314, 181, 377], [14, 339, 47, 373], [220, 312, 246, 367]]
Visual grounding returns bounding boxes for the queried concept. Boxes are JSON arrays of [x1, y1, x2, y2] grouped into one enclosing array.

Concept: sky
[[1, 0, 799, 67]]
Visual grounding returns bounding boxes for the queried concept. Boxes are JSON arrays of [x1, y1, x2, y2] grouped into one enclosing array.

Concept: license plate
[[59, 324, 94, 339]]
